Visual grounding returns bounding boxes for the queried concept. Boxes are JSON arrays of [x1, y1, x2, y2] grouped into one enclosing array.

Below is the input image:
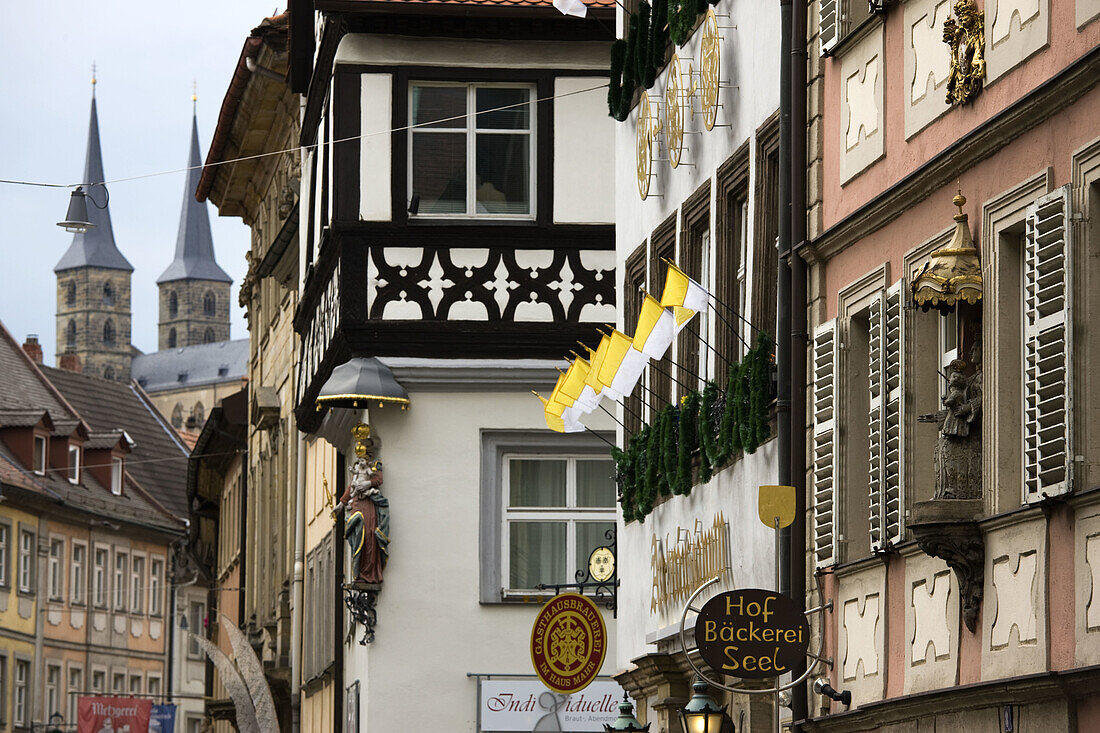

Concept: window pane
[[577, 522, 615, 572], [476, 88, 531, 129], [412, 132, 467, 214], [475, 134, 530, 215], [576, 460, 616, 507], [509, 459, 566, 507], [412, 86, 467, 129], [509, 522, 565, 589]]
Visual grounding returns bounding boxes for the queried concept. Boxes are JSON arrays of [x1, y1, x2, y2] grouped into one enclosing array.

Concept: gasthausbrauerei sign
[[694, 588, 810, 678], [478, 679, 623, 732]]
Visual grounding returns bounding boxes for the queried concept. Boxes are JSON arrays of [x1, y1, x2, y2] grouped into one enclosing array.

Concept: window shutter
[[820, 0, 839, 55], [868, 282, 904, 552], [1023, 185, 1074, 502], [812, 319, 838, 568]]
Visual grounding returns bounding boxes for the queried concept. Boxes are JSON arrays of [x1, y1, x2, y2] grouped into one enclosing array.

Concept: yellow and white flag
[[597, 330, 648, 400], [632, 293, 676, 360], [672, 305, 696, 334], [535, 389, 584, 434], [564, 357, 601, 414], [660, 261, 710, 313]]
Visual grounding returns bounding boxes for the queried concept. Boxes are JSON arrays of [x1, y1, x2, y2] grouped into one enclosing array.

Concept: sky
[[0, 1, 281, 362]]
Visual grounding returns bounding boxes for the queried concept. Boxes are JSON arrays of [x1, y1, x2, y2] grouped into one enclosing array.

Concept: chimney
[[22, 335, 43, 364], [59, 352, 82, 373]]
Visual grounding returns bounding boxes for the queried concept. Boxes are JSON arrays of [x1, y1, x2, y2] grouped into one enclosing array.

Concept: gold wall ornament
[[637, 93, 657, 200], [665, 56, 686, 168], [698, 9, 721, 131], [650, 514, 732, 616], [943, 0, 985, 105], [911, 191, 983, 313]]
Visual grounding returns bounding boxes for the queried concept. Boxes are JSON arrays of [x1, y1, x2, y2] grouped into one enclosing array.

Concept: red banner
[[78, 696, 152, 733]]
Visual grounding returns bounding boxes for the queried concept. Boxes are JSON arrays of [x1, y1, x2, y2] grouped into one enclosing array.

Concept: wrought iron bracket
[[536, 528, 619, 617], [343, 582, 381, 645]]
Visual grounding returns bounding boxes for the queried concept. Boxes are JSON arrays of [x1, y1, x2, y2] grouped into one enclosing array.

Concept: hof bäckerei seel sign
[[695, 589, 809, 678], [530, 593, 607, 694]]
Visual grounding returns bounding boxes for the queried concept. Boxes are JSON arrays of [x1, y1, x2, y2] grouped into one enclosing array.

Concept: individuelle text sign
[[530, 593, 607, 694], [694, 588, 810, 678], [479, 679, 624, 732], [78, 696, 152, 733]]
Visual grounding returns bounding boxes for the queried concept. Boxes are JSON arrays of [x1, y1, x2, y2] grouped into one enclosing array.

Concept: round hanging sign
[[694, 588, 810, 679], [530, 593, 607, 694], [588, 546, 615, 583]]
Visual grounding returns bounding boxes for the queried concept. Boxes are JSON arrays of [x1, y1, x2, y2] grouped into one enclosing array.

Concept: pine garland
[[677, 391, 700, 495], [607, 0, 668, 118], [668, 0, 697, 46]]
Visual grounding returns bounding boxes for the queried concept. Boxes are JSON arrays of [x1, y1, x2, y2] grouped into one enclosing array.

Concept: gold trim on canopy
[[911, 191, 983, 313]]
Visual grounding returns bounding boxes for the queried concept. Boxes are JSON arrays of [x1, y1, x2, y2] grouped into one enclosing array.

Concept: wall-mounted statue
[[919, 342, 982, 500], [340, 455, 390, 585]]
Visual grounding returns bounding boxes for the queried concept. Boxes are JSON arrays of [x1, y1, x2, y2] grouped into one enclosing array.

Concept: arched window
[[203, 291, 216, 317], [168, 291, 178, 318], [102, 282, 114, 306], [203, 327, 216, 344], [103, 319, 116, 346], [103, 366, 115, 380], [66, 320, 77, 349], [168, 328, 177, 349], [171, 403, 183, 429], [66, 281, 76, 307]]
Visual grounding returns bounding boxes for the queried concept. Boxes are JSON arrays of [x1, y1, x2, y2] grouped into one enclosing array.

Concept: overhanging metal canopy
[[315, 357, 409, 410]]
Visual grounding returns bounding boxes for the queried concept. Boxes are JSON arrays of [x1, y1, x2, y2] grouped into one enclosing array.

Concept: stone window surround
[[0, 518, 10, 590], [478, 429, 613, 604]]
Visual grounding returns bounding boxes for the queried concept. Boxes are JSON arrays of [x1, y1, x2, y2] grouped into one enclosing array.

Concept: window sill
[[823, 12, 884, 59], [408, 216, 537, 226]]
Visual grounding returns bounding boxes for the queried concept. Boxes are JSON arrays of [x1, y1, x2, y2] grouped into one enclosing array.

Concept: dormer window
[[110, 457, 123, 496], [33, 435, 46, 475], [68, 444, 81, 483]]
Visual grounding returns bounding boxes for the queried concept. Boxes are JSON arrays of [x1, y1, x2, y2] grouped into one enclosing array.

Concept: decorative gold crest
[[588, 546, 615, 583], [698, 9, 721, 131], [636, 93, 656, 200], [943, 0, 985, 105], [665, 56, 686, 168]]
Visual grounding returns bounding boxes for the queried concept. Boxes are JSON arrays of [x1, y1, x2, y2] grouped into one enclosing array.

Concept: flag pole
[[585, 427, 618, 450], [597, 402, 630, 431], [648, 357, 695, 394], [659, 256, 764, 335]]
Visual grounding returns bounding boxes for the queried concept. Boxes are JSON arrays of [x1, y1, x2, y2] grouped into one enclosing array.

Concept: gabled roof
[[54, 94, 134, 274], [157, 112, 231, 284], [43, 366, 191, 520], [132, 338, 249, 393]]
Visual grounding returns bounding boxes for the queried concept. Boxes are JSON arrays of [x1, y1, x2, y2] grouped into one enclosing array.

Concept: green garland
[[612, 336, 776, 522], [667, 0, 698, 47], [607, 0, 667, 119]]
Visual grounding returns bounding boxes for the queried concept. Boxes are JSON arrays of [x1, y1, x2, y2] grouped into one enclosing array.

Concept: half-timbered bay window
[[409, 84, 534, 218], [503, 456, 616, 593]]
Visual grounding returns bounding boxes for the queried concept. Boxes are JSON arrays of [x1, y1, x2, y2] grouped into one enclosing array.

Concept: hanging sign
[[530, 593, 607, 694], [758, 485, 796, 529], [478, 679, 624, 732], [694, 588, 809, 678], [78, 696, 152, 733]]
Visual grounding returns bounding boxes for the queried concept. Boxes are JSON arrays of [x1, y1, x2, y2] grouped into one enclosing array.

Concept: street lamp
[[678, 678, 731, 733], [56, 185, 109, 234], [603, 695, 650, 732]]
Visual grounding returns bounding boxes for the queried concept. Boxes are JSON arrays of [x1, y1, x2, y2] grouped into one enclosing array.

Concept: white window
[[188, 601, 206, 659], [91, 669, 106, 694], [68, 666, 83, 724], [18, 529, 34, 593], [111, 457, 123, 495], [502, 456, 616, 593], [68, 444, 81, 483], [46, 663, 61, 717], [112, 672, 125, 694], [149, 558, 163, 616], [71, 542, 86, 605], [130, 556, 145, 614], [147, 675, 161, 700], [939, 308, 958, 393], [819, 0, 874, 54], [33, 435, 46, 475], [409, 83, 535, 218], [114, 551, 128, 610], [0, 523, 9, 587], [93, 548, 108, 607], [129, 673, 142, 695], [48, 538, 64, 601], [14, 659, 29, 727]]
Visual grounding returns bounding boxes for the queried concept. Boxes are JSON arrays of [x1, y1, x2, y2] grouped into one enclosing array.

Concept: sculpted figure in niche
[[919, 342, 982, 499], [340, 455, 390, 585]]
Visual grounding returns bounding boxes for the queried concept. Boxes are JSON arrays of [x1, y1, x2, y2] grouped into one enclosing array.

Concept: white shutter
[[820, 0, 839, 55], [812, 320, 838, 568], [868, 281, 904, 552], [867, 291, 885, 551], [1023, 186, 1074, 502]]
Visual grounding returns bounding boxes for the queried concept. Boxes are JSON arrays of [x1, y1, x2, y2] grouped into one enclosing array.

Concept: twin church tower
[[53, 88, 231, 381]]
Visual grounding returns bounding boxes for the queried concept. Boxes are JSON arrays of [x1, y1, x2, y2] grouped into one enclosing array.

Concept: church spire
[[156, 108, 231, 284], [54, 90, 133, 274]]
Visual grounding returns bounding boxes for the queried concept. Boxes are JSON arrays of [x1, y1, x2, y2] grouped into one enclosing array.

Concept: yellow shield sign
[[758, 485, 796, 530]]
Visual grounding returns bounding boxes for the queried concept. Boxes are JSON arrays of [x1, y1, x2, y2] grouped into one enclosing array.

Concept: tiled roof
[[132, 339, 249, 393], [0, 409, 52, 429], [43, 366, 191, 520]]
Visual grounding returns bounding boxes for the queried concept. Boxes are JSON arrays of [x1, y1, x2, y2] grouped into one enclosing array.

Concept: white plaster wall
[[554, 78, 615, 224], [616, 439, 779, 671], [344, 387, 616, 732], [359, 74, 392, 222], [614, 0, 782, 255], [335, 35, 609, 69]]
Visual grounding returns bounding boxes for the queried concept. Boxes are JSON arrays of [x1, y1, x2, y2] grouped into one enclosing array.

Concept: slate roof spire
[[156, 108, 231, 284], [54, 89, 133, 273]]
